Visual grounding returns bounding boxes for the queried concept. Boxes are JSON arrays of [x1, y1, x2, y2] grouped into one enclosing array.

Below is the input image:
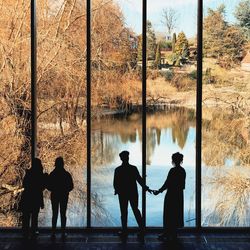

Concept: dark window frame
[[25, 0, 249, 231]]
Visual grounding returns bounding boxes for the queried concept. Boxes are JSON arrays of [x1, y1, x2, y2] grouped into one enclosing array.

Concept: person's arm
[[22, 171, 29, 189], [154, 169, 173, 195], [113, 169, 118, 195], [42, 173, 49, 190], [68, 173, 74, 192], [135, 167, 150, 192], [182, 170, 186, 190], [41, 195, 45, 209]]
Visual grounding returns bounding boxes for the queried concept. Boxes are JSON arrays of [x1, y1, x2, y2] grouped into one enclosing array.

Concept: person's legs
[[130, 195, 143, 230], [31, 208, 39, 235], [168, 226, 177, 240], [118, 195, 128, 234], [22, 211, 31, 237], [60, 195, 68, 234], [158, 196, 168, 239], [51, 195, 59, 235]]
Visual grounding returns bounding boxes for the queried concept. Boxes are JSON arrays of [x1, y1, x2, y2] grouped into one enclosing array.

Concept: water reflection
[[92, 107, 195, 166], [202, 107, 250, 227], [4, 106, 248, 227], [92, 107, 196, 226]]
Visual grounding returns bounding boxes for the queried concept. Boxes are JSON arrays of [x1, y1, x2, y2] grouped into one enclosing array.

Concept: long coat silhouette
[[20, 158, 47, 236], [159, 165, 186, 230], [47, 157, 73, 236], [113, 151, 149, 234]]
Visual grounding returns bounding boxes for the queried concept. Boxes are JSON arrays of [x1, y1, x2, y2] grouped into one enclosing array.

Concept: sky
[[116, 0, 242, 38]]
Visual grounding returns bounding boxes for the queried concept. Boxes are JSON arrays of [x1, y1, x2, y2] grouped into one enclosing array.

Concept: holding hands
[[147, 188, 153, 194], [153, 190, 160, 195], [147, 188, 160, 195]]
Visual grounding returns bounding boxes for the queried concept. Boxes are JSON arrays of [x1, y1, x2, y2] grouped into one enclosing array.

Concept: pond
[[38, 106, 250, 227], [91, 107, 196, 227]]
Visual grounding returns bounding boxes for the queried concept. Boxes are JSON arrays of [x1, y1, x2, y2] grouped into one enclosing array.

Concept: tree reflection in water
[[202, 107, 250, 226], [92, 107, 196, 166], [2, 106, 248, 227], [92, 107, 196, 226]]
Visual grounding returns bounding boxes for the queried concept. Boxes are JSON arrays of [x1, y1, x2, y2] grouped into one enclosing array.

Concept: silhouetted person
[[47, 157, 74, 239], [113, 151, 152, 237], [20, 158, 47, 238], [153, 152, 186, 241]]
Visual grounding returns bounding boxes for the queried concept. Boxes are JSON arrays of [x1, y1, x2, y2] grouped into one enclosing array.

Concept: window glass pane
[[37, 0, 87, 227], [146, 0, 197, 227], [0, 1, 31, 227], [91, 0, 142, 227], [202, 0, 250, 227]]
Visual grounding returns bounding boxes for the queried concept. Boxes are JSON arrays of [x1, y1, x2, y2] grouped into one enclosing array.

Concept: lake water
[[39, 106, 249, 227], [91, 107, 196, 227]]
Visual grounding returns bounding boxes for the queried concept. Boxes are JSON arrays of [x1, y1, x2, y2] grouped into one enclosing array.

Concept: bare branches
[[162, 8, 178, 37]]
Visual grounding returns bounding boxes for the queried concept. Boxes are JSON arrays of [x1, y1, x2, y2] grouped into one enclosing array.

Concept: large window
[[202, 0, 250, 227], [90, 0, 142, 227], [0, 0, 249, 228], [0, 0, 31, 227], [146, 0, 197, 227], [36, 0, 87, 227]]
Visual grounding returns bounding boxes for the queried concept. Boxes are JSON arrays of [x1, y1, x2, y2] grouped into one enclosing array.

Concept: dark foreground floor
[[0, 232, 250, 250]]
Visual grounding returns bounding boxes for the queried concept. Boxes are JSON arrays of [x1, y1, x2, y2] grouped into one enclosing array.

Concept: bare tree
[[0, 0, 139, 226], [162, 8, 178, 40]]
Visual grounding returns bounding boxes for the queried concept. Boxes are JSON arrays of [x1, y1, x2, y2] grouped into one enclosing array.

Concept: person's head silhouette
[[32, 158, 43, 173], [55, 156, 64, 169], [119, 151, 129, 164], [172, 152, 183, 167]]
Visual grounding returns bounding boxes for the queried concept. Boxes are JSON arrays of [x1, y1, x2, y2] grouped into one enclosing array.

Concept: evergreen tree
[[137, 20, 157, 62], [172, 32, 176, 52], [175, 31, 189, 58], [137, 34, 142, 61], [234, 0, 250, 39], [204, 4, 246, 67], [203, 5, 227, 58], [154, 43, 161, 69], [147, 20, 157, 60]]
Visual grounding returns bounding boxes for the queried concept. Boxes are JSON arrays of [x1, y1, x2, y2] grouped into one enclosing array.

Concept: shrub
[[159, 40, 172, 49], [147, 69, 160, 80], [170, 53, 178, 65], [203, 67, 216, 84], [171, 73, 196, 91], [161, 70, 174, 81], [189, 70, 197, 80]]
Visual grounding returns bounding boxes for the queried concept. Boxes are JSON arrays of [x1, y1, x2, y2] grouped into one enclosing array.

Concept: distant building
[[241, 52, 250, 72], [120, 28, 138, 49], [166, 34, 172, 41]]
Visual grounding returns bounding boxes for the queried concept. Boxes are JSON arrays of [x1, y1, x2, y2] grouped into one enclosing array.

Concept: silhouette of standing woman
[[153, 152, 186, 241], [113, 151, 152, 238], [47, 157, 73, 239], [20, 158, 47, 238]]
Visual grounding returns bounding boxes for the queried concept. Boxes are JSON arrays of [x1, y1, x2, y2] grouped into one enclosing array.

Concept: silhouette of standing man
[[47, 157, 73, 239], [153, 152, 186, 241], [20, 158, 47, 238], [113, 151, 151, 237]]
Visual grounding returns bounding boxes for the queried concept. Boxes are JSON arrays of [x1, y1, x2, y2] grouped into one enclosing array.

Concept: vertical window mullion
[[31, 0, 37, 162], [86, 0, 91, 229], [196, 0, 203, 230], [142, 0, 147, 229]]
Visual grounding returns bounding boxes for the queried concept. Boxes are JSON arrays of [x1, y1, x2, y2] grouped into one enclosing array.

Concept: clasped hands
[[147, 188, 160, 195]]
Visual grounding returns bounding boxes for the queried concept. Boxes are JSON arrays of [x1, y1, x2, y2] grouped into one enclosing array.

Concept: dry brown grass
[[202, 108, 249, 167], [204, 167, 250, 226]]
